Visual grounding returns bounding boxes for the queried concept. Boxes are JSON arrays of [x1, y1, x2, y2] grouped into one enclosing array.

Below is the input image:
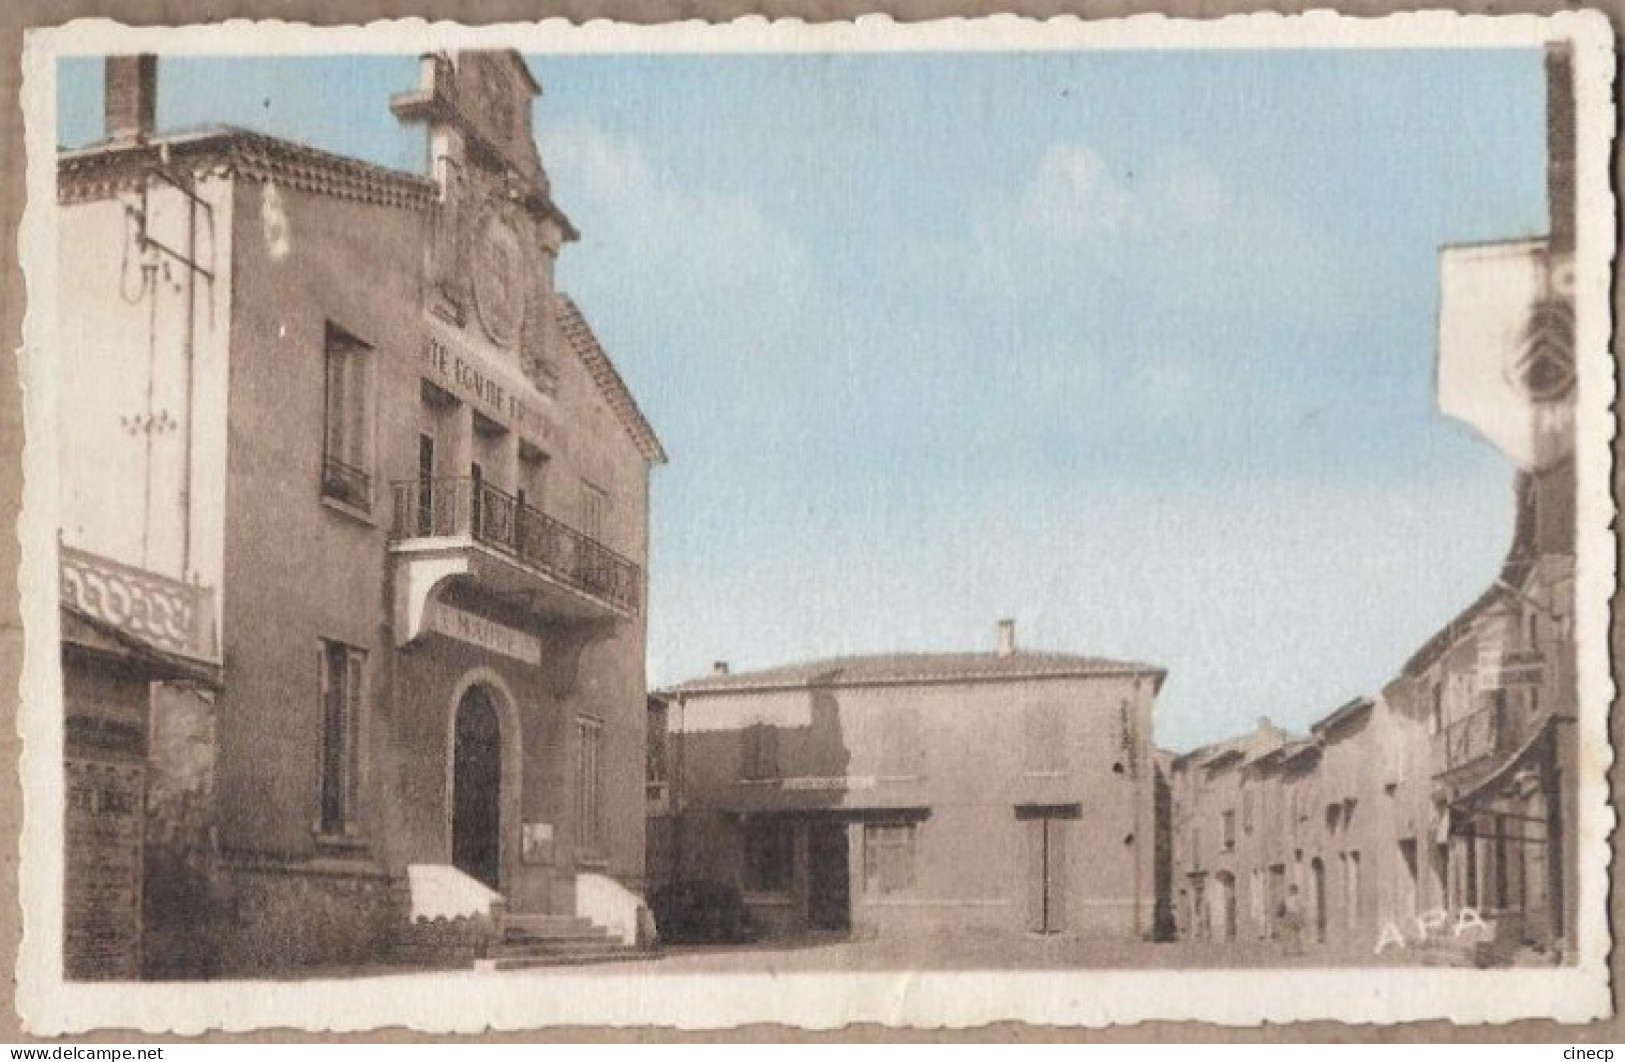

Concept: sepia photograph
[[12, 11, 1615, 1034]]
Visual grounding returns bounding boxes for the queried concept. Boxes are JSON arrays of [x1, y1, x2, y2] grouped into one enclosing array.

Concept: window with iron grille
[[322, 324, 373, 509], [317, 639, 365, 836], [575, 717, 605, 856]]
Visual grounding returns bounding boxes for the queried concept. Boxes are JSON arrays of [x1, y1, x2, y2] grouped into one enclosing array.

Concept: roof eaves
[[660, 661, 1165, 698], [58, 127, 438, 212], [1310, 695, 1375, 737], [554, 295, 667, 465]]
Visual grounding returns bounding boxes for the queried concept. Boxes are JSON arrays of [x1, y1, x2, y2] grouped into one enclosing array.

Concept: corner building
[[56, 52, 664, 975]]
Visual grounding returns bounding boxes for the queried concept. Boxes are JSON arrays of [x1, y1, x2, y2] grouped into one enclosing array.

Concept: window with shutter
[[317, 638, 365, 836], [575, 717, 605, 855], [742, 723, 780, 781], [863, 823, 917, 895], [321, 324, 373, 509]]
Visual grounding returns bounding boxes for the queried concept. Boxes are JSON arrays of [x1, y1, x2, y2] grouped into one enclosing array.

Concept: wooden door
[[1025, 816, 1069, 933]]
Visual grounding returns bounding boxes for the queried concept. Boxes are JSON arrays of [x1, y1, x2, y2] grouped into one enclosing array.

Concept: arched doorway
[[452, 684, 503, 890]]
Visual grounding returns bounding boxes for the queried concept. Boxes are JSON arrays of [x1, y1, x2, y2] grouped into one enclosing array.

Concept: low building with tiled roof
[[647, 620, 1171, 941]]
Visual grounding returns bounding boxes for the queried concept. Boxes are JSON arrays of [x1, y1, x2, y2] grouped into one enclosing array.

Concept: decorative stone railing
[[59, 543, 219, 663]]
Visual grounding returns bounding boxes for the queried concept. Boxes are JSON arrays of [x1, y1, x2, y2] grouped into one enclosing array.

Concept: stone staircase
[[472, 912, 651, 972]]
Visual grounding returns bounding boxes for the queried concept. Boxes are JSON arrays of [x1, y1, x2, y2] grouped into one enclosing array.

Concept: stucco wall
[[664, 671, 1160, 938], [216, 178, 421, 860]]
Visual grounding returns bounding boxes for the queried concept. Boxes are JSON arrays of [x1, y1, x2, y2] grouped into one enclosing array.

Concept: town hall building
[[55, 50, 665, 977]]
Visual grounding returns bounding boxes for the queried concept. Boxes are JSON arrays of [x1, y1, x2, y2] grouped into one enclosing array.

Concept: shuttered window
[[575, 717, 605, 855], [321, 324, 373, 509], [863, 823, 917, 895], [741, 723, 780, 781], [317, 639, 365, 835]]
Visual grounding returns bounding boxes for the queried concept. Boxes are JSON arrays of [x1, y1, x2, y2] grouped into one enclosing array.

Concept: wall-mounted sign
[[427, 601, 542, 665], [780, 775, 877, 791], [420, 331, 552, 443]]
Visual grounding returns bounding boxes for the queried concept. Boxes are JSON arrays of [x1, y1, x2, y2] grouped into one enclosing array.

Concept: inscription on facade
[[420, 334, 552, 442], [427, 601, 542, 664]]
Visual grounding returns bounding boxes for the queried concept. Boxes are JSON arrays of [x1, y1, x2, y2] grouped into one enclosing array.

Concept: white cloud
[[545, 119, 814, 364], [999, 143, 1328, 307], [1021, 144, 1134, 236]]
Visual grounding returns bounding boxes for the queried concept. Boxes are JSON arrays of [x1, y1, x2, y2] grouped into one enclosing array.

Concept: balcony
[[1433, 687, 1551, 779], [59, 543, 219, 663], [388, 477, 640, 644]]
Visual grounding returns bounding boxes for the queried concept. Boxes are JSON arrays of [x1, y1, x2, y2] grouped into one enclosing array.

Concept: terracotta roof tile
[[662, 649, 1165, 695], [59, 126, 438, 210]]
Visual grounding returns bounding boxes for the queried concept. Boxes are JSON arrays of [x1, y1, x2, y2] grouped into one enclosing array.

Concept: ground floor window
[[575, 717, 605, 856], [863, 822, 917, 895], [317, 639, 365, 836], [743, 821, 794, 893]]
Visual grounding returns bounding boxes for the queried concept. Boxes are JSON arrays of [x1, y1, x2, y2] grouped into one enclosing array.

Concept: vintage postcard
[[12, 11, 1616, 1034]]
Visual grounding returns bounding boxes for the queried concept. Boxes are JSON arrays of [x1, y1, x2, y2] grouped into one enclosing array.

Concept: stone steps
[[478, 910, 656, 970], [502, 914, 597, 935]]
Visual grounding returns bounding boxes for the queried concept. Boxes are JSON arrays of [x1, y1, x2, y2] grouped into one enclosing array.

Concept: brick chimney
[[105, 55, 157, 142], [712, 661, 730, 676], [995, 618, 1016, 658]]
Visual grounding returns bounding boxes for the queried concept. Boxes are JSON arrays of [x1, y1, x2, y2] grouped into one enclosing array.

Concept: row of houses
[[1165, 43, 1581, 965], [1168, 471, 1577, 962]]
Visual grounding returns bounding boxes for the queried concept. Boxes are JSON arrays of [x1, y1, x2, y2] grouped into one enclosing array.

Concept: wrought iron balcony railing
[[390, 476, 641, 616], [1435, 692, 1542, 777], [59, 543, 219, 662]]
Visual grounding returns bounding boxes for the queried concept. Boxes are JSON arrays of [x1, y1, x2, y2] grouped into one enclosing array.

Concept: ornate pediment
[[394, 50, 575, 395], [392, 51, 547, 188]]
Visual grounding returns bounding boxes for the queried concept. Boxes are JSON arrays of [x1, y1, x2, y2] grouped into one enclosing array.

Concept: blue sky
[[60, 50, 1548, 750]]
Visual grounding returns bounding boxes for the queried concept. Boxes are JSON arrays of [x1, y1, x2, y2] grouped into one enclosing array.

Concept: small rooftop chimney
[[105, 54, 157, 142], [712, 661, 730, 676], [995, 618, 1016, 658]]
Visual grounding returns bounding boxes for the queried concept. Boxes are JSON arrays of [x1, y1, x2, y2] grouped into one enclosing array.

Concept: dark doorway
[[807, 822, 850, 931], [452, 685, 503, 890], [1311, 858, 1327, 943], [1215, 871, 1237, 941]]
